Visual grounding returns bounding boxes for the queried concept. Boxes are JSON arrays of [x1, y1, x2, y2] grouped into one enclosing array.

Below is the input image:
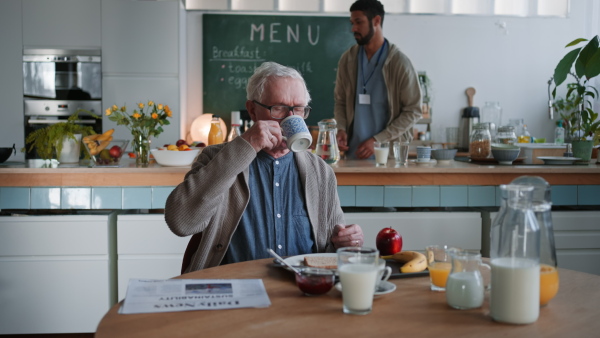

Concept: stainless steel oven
[[23, 49, 102, 159]]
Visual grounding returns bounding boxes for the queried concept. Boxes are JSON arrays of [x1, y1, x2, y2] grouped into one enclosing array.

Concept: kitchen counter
[[1, 158, 600, 187], [1, 157, 599, 210]]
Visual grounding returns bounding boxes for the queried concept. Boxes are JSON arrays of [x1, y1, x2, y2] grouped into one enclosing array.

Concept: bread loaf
[[304, 256, 337, 269]]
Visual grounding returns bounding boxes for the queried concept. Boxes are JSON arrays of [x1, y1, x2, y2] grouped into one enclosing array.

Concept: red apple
[[376, 227, 402, 256], [176, 139, 188, 147], [196, 142, 206, 147], [109, 145, 122, 158]]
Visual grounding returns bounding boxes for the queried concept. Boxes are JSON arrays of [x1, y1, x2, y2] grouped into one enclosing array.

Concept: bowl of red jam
[[295, 267, 336, 296]]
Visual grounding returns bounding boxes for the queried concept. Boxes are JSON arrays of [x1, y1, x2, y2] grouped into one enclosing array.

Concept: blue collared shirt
[[221, 151, 315, 264], [348, 40, 390, 159]]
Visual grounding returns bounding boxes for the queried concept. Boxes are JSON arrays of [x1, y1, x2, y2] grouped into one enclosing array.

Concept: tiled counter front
[[337, 185, 600, 208], [1, 184, 599, 210], [0, 186, 175, 210]]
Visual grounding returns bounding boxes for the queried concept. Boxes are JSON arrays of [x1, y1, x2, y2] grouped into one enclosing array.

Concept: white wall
[[185, 0, 600, 142]]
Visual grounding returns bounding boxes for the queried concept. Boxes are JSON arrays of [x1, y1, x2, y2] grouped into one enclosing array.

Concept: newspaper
[[119, 278, 271, 314]]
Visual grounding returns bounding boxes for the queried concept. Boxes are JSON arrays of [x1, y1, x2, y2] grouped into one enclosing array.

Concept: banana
[[382, 251, 427, 273], [96, 129, 115, 141]]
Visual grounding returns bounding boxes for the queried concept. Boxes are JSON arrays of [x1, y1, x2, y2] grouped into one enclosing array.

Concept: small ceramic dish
[[537, 156, 581, 165], [335, 281, 396, 297]]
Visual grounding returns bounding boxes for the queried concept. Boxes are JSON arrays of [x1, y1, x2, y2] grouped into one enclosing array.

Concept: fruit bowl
[[83, 139, 129, 167], [151, 148, 200, 167]]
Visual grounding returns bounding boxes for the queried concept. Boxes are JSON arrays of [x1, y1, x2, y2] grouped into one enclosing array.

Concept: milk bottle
[[490, 184, 540, 324]]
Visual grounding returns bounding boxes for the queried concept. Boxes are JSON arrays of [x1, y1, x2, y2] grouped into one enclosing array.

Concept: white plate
[[279, 253, 338, 273], [537, 156, 581, 165], [334, 281, 396, 296]]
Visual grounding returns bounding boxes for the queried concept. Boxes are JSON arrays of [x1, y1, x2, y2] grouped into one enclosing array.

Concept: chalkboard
[[203, 14, 355, 127]]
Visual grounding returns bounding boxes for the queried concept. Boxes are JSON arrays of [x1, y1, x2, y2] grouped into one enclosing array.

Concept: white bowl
[[151, 148, 200, 167]]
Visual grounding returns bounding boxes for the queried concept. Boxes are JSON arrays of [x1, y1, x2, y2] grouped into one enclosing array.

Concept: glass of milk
[[445, 251, 490, 310], [337, 247, 379, 315], [373, 142, 389, 166]]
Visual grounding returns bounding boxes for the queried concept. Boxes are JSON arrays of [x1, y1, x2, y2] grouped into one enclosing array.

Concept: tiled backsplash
[[0, 185, 597, 210]]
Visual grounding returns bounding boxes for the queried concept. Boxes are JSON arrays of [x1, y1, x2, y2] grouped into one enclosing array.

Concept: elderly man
[[166, 61, 364, 272]]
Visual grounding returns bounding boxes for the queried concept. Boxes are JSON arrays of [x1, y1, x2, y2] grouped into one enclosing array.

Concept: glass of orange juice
[[540, 264, 559, 306], [426, 245, 461, 291]]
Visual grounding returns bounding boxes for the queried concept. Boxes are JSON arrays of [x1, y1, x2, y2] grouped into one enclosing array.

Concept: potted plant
[[24, 110, 99, 162], [552, 35, 600, 163]]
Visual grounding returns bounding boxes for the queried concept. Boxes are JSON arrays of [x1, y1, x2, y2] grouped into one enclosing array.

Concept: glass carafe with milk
[[511, 176, 559, 307], [315, 119, 340, 164], [490, 184, 540, 324], [446, 251, 491, 310]]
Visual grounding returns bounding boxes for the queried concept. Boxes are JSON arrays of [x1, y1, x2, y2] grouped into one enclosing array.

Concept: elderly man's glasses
[[253, 100, 311, 120]]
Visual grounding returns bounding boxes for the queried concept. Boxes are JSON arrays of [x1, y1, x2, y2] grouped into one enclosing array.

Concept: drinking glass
[[426, 245, 461, 291], [393, 141, 410, 165], [374, 142, 389, 166], [337, 247, 379, 315]]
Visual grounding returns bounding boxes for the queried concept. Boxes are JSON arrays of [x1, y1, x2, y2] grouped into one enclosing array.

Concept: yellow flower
[[165, 105, 172, 117], [157, 104, 163, 110], [152, 113, 158, 119], [138, 103, 144, 109], [111, 105, 118, 111], [120, 106, 126, 112], [148, 100, 154, 106], [133, 112, 141, 119], [105, 108, 112, 116]]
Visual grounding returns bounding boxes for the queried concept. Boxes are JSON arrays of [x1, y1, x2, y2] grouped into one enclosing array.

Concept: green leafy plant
[[24, 110, 99, 160], [552, 35, 600, 142]]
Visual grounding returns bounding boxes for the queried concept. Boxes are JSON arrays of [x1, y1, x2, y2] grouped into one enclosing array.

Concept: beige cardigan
[[165, 136, 344, 272], [334, 42, 423, 143]]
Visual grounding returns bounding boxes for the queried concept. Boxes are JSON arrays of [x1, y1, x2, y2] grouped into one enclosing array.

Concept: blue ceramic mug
[[280, 115, 312, 152]]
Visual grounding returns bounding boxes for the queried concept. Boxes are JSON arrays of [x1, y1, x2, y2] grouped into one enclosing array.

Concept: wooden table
[[96, 258, 600, 338]]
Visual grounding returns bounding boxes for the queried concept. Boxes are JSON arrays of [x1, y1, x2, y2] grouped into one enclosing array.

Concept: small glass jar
[[497, 126, 517, 145], [470, 123, 492, 158], [315, 119, 340, 165]]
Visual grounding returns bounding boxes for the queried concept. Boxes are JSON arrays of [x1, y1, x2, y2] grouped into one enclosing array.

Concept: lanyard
[[360, 39, 387, 94]]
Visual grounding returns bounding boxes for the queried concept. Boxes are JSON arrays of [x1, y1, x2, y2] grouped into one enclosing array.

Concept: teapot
[[445, 251, 490, 310]]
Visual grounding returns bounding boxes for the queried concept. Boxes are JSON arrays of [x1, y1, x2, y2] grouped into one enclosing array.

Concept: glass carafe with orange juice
[[208, 115, 224, 145], [511, 176, 559, 306]]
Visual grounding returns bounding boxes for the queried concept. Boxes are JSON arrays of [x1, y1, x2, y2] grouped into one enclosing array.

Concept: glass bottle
[[481, 102, 502, 141], [518, 124, 532, 143], [511, 176, 559, 307], [315, 119, 340, 164], [497, 125, 517, 145], [227, 111, 242, 142], [469, 123, 492, 158], [490, 184, 540, 324], [208, 115, 224, 145], [554, 121, 565, 145]]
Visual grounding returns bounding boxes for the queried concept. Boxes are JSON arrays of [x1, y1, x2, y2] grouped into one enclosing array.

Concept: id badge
[[359, 93, 371, 105]]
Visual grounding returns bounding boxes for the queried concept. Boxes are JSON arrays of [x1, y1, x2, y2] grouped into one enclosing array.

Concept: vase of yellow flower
[[105, 101, 172, 167]]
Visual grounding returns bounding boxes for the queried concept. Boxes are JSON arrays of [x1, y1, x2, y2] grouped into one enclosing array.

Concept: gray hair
[[246, 61, 311, 103]]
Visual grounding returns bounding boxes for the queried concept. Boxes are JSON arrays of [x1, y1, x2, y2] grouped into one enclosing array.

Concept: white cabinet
[[117, 214, 189, 301], [101, 0, 181, 144], [343, 212, 482, 252], [553, 211, 600, 275], [101, 0, 179, 74], [0, 0, 25, 162], [0, 214, 113, 334], [22, 0, 101, 48]]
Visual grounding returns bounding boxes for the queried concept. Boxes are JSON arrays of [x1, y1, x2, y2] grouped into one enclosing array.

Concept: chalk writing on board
[[250, 23, 320, 45], [211, 46, 265, 61]]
